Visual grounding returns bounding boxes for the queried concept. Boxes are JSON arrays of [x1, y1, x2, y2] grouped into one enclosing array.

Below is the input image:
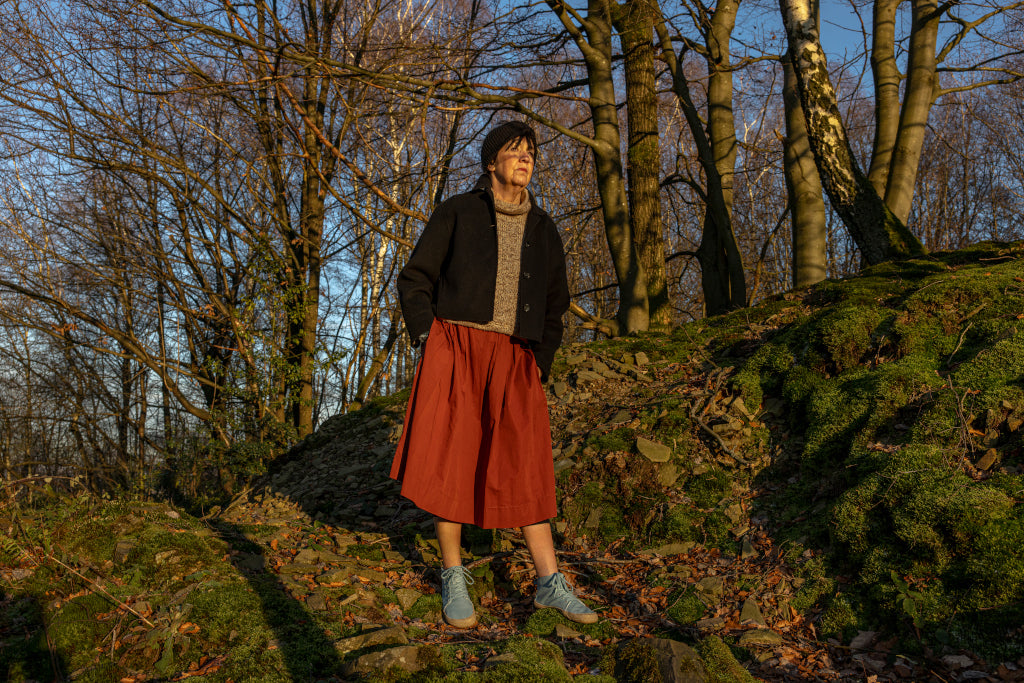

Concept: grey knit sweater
[[450, 193, 530, 336]]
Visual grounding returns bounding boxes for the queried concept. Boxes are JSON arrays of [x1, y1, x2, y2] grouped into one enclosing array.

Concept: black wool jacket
[[397, 178, 570, 381]]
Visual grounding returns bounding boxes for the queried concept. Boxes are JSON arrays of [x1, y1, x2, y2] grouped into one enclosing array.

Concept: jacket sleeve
[[397, 200, 456, 344], [532, 221, 570, 382]]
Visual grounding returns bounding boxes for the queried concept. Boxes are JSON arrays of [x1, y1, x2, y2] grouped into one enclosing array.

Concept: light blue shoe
[[440, 565, 477, 628], [534, 572, 598, 624]]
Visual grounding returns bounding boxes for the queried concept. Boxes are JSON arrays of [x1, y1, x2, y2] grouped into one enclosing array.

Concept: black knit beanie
[[480, 121, 536, 171]]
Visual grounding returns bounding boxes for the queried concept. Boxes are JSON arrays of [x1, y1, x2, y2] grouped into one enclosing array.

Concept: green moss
[[348, 543, 385, 561], [701, 511, 735, 551], [188, 582, 264, 642], [952, 328, 1024, 393], [403, 636, 571, 683], [1, 597, 57, 682], [817, 305, 887, 372], [523, 606, 614, 639], [686, 470, 731, 508], [404, 594, 441, 621], [612, 639, 663, 682], [655, 505, 700, 543], [732, 343, 795, 410], [666, 587, 705, 626], [374, 585, 399, 605], [697, 635, 755, 683], [818, 593, 859, 642], [587, 427, 636, 453], [48, 593, 113, 671]]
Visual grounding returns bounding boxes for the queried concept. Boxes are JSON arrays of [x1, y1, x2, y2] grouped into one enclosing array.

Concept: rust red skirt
[[390, 318, 556, 529]]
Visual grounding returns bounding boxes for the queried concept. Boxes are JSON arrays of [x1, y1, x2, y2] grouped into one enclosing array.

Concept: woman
[[390, 121, 597, 628]]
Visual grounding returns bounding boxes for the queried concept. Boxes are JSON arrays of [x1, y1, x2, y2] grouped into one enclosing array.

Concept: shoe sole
[[534, 600, 599, 624], [444, 613, 478, 628]]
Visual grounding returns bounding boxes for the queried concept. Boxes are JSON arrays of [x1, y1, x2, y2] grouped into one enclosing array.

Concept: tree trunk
[[614, 0, 669, 329], [867, 0, 901, 196], [782, 52, 827, 288], [883, 0, 941, 224], [653, 1, 746, 316], [698, 0, 747, 315], [582, 0, 649, 333], [545, 0, 648, 334], [779, 0, 927, 264]]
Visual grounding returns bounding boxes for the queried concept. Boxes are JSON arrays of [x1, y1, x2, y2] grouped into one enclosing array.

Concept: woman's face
[[488, 137, 535, 192]]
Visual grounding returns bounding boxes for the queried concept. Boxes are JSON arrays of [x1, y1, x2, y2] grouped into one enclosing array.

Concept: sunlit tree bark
[[779, 0, 926, 264]]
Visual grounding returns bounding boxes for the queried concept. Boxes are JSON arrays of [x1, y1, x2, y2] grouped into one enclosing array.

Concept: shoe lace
[[441, 565, 474, 603], [544, 572, 584, 608]]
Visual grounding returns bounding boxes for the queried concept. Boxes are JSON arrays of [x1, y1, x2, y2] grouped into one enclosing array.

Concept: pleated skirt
[[389, 318, 557, 529]]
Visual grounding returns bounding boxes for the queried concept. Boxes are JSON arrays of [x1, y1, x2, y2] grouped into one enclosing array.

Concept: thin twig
[[45, 619, 64, 682], [465, 552, 514, 569], [945, 321, 974, 368], [45, 554, 156, 628], [689, 370, 750, 464]]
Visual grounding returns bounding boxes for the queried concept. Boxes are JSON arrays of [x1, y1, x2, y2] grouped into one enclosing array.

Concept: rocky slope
[[2, 240, 1024, 681]]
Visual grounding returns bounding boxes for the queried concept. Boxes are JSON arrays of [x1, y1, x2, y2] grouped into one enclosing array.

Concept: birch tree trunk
[[779, 0, 926, 264]]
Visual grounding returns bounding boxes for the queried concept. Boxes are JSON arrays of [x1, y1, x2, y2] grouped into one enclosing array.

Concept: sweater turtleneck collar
[[493, 192, 531, 216], [473, 173, 532, 216]]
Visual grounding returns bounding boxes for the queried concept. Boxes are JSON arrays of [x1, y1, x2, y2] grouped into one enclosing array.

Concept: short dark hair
[[480, 121, 537, 171]]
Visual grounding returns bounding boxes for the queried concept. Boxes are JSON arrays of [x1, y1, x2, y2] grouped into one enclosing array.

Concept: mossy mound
[[551, 241, 1024, 659], [736, 245, 1024, 655], [0, 493, 360, 681]]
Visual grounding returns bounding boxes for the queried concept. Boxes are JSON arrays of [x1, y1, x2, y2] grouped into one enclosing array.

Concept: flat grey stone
[[727, 396, 753, 419], [294, 548, 320, 564], [695, 616, 725, 631], [155, 550, 177, 565], [740, 598, 766, 626], [317, 568, 351, 585], [554, 623, 582, 639], [306, 592, 328, 611], [576, 370, 604, 382], [647, 638, 705, 683], [696, 576, 725, 597], [849, 630, 876, 650], [554, 458, 576, 475], [977, 449, 999, 470], [335, 625, 408, 654], [723, 503, 744, 525], [484, 653, 519, 668], [609, 409, 632, 425], [344, 645, 431, 676], [738, 629, 783, 647], [653, 542, 694, 556], [637, 437, 672, 463], [741, 537, 757, 559], [658, 462, 681, 487], [634, 351, 650, 366], [113, 540, 135, 565], [317, 551, 349, 563], [278, 562, 320, 575], [553, 381, 569, 398], [235, 553, 267, 571], [395, 588, 422, 611]]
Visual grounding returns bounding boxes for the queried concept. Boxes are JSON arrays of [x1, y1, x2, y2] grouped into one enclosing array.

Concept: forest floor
[[3, 240, 1024, 681]]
